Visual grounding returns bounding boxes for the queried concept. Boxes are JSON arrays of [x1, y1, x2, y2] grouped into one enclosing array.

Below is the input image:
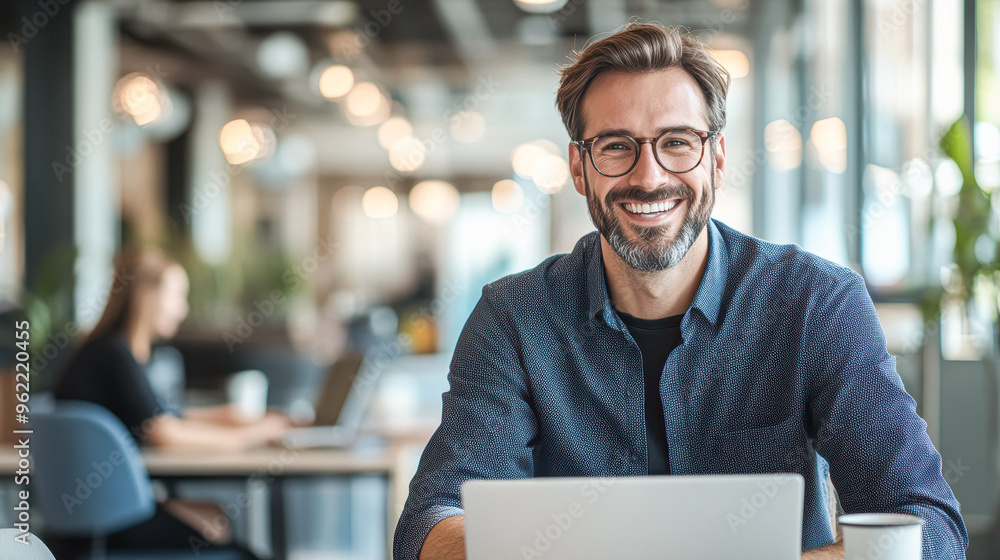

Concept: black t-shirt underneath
[[618, 311, 684, 475], [53, 333, 166, 443]]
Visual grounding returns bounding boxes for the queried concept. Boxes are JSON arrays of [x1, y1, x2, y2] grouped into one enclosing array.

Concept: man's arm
[[418, 515, 842, 560], [801, 541, 843, 559], [805, 272, 967, 558], [393, 288, 537, 560], [419, 516, 466, 560]]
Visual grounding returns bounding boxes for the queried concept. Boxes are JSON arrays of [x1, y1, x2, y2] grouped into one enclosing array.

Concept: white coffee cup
[[226, 369, 269, 421], [839, 513, 924, 560]]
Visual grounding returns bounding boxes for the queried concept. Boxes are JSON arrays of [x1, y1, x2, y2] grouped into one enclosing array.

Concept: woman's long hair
[[84, 249, 179, 346]]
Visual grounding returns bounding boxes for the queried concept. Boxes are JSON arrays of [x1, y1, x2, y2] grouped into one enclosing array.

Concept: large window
[[0, 56, 21, 300]]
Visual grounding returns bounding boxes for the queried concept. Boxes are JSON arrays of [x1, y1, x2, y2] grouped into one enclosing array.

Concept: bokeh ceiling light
[[388, 136, 426, 172], [345, 82, 384, 117], [146, 88, 191, 142], [218, 119, 275, 166], [512, 143, 545, 177], [346, 96, 391, 127], [410, 180, 460, 224], [114, 73, 167, 126], [219, 119, 258, 165], [810, 117, 848, 174], [511, 139, 559, 178], [492, 179, 525, 214], [318, 64, 355, 100], [361, 186, 398, 219], [711, 50, 751, 79], [378, 117, 413, 150], [512, 0, 569, 14], [532, 154, 570, 194], [450, 110, 486, 143], [256, 32, 309, 80], [763, 119, 802, 171], [250, 123, 277, 160]]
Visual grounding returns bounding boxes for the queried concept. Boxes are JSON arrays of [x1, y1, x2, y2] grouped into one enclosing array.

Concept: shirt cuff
[[393, 504, 465, 560]]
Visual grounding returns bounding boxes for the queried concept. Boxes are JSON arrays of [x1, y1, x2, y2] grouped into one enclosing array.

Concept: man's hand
[[802, 541, 844, 559], [417, 515, 839, 560], [419, 515, 466, 560]]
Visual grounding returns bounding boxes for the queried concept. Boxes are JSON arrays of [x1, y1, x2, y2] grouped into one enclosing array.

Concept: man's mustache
[[605, 185, 694, 205]]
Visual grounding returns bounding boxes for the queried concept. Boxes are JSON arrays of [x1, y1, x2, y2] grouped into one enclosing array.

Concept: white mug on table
[[839, 512, 923, 560]]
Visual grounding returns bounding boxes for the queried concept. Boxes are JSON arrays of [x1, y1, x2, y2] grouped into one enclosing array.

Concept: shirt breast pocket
[[713, 415, 808, 474]]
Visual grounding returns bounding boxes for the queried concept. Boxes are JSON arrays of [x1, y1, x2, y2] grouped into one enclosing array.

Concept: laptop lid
[[462, 473, 804, 560], [311, 350, 369, 429]]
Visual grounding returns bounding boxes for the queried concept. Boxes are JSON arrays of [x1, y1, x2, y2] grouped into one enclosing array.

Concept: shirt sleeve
[[806, 272, 968, 558], [106, 343, 167, 441], [393, 287, 538, 560]]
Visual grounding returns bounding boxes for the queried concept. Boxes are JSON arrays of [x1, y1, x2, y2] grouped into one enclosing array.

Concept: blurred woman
[[52, 248, 287, 559]]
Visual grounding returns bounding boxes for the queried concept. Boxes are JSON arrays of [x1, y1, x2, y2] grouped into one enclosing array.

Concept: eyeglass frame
[[571, 128, 719, 177]]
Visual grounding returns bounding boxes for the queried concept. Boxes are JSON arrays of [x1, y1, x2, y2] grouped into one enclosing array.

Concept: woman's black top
[[53, 333, 165, 443]]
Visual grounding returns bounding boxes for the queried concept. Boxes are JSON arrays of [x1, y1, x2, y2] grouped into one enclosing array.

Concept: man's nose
[[628, 142, 672, 187]]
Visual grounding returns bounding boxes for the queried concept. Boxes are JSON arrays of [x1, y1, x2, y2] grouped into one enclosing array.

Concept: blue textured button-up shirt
[[394, 219, 968, 559]]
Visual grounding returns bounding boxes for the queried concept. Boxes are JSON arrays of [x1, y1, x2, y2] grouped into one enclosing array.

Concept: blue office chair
[[0, 528, 57, 559], [32, 401, 247, 560], [33, 401, 155, 542]]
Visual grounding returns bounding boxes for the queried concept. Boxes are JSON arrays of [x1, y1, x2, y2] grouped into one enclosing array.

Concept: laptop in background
[[462, 473, 804, 560], [282, 351, 377, 448]]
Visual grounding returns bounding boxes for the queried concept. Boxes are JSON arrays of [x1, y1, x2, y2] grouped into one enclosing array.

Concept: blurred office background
[[0, 0, 998, 558]]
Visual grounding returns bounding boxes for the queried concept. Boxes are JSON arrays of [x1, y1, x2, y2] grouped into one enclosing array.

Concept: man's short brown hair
[[556, 22, 731, 141]]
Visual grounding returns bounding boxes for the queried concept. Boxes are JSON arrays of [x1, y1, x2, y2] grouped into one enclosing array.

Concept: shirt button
[[630, 454, 639, 463]]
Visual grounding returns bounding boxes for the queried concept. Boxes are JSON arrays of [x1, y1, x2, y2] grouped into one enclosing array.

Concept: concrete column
[[72, 0, 119, 328]]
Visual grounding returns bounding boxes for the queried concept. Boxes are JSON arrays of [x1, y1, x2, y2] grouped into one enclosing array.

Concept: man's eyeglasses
[[572, 129, 718, 177]]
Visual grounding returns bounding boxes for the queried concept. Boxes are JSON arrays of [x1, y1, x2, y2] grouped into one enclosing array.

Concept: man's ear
[[713, 132, 726, 190], [569, 143, 587, 196]]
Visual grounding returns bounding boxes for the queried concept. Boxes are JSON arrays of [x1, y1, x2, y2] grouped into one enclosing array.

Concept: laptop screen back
[[312, 351, 367, 427], [462, 474, 804, 560]]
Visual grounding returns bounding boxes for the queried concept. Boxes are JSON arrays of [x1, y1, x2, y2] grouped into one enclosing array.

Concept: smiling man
[[394, 23, 967, 560]]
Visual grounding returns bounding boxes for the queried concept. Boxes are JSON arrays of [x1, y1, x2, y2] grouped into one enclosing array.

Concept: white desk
[[141, 447, 396, 476], [1, 445, 405, 560]]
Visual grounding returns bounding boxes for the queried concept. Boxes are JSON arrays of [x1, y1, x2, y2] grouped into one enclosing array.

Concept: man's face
[[569, 68, 726, 272]]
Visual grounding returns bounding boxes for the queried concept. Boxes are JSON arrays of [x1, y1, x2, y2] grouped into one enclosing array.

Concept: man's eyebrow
[[588, 125, 706, 137], [589, 128, 632, 137]]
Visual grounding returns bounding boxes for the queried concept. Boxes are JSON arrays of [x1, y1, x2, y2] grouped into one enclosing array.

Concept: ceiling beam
[[431, 0, 497, 64], [117, 0, 356, 28]]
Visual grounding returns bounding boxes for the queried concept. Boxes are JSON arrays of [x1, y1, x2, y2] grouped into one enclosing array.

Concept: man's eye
[[604, 143, 631, 151], [663, 139, 690, 148]]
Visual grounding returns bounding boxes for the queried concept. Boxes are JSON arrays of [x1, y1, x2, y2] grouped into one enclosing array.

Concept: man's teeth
[[624, 200, 679, 214]]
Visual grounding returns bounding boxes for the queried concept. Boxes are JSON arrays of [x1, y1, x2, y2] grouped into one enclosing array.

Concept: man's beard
[[584, 156, 716, 272]]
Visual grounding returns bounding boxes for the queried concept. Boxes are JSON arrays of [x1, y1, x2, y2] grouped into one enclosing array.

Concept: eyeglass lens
[[590, 130, 706, 176]]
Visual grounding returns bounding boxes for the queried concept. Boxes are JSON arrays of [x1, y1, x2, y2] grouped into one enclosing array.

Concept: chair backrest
[[0, 528, 56, 559], [147, 345, 186, 414], [31, 400, 155, 536]]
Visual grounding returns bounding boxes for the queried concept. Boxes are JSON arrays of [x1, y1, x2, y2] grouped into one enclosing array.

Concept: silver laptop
[[282, 351, 378, 448], [462, 473, 804, 560]]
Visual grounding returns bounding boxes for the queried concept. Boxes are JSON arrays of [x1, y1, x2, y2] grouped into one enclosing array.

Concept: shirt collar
[[585, 232, 616, 325], [585, 218, 728, 328]]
